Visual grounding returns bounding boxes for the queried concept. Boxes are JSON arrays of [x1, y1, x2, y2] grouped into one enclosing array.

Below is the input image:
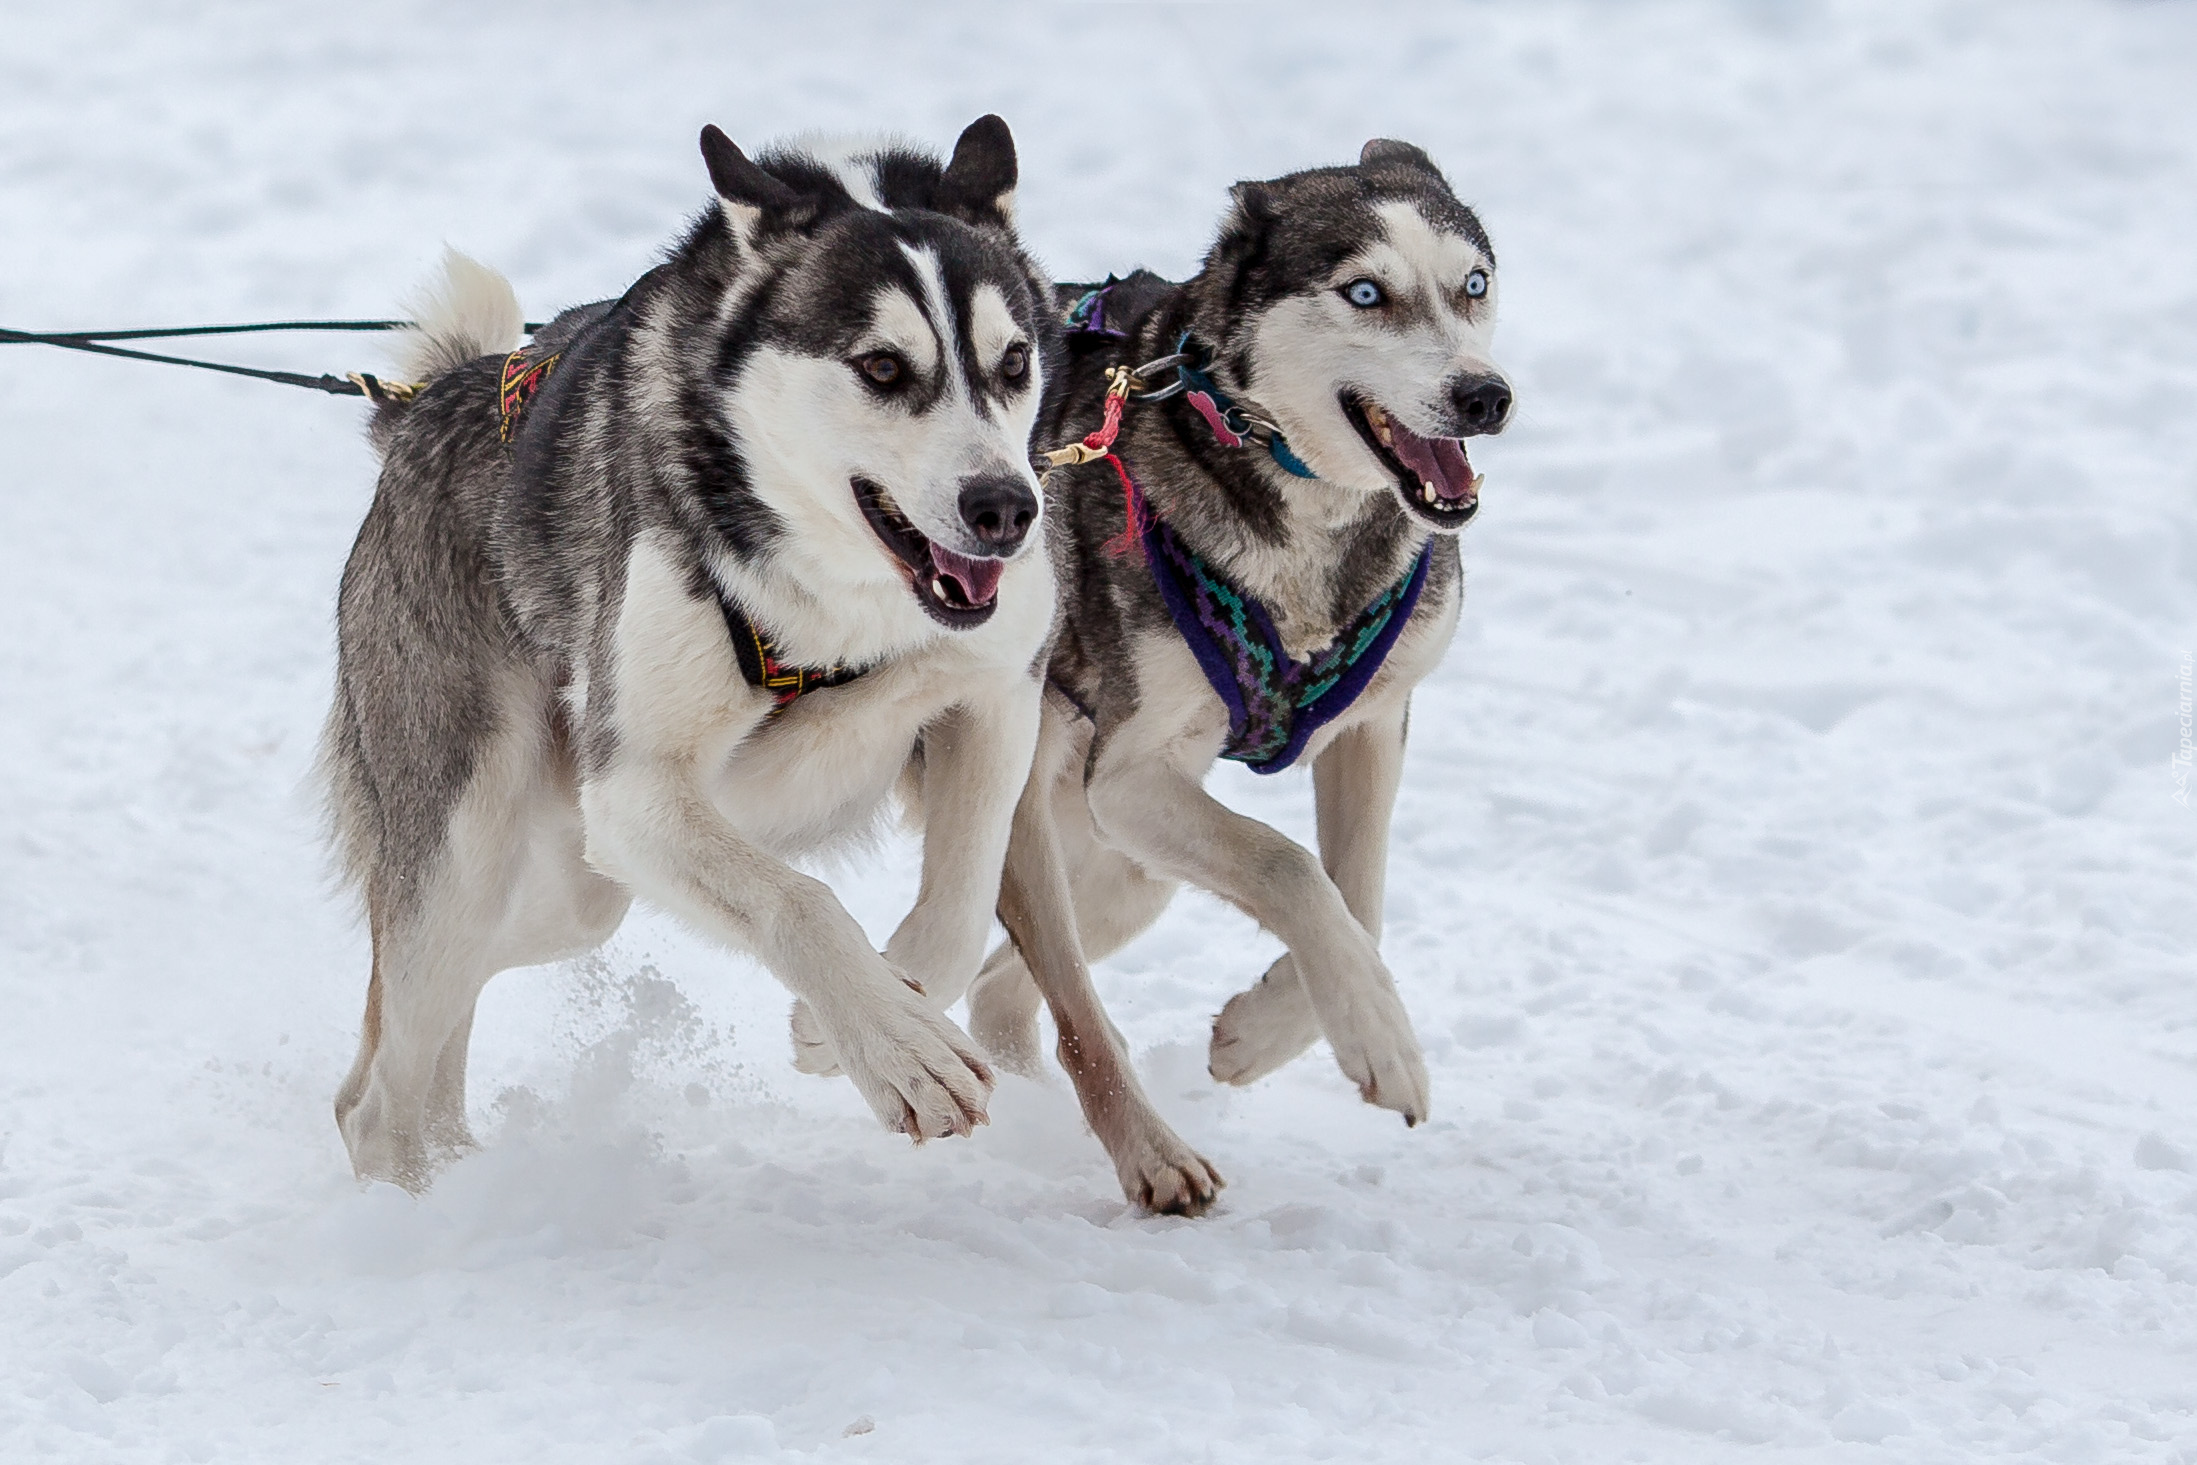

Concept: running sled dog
[[322, 118, 1058, 1189], [964, 141, 1512, 1214]]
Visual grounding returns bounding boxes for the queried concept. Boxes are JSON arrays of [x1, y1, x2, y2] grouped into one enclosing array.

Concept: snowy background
[[3, 2, 2195, 1460]]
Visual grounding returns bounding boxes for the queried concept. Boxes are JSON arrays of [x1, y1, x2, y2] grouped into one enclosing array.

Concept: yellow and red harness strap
[[498, 347, 562, 443]]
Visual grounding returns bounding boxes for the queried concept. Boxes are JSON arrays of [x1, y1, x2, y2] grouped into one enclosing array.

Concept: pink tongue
[[928, 544, 1005, 605], [1387, 418, 1476, 502]]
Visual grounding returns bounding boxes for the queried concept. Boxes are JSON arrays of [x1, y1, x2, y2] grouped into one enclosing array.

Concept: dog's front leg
[[1087, 727, 1429, 1125], [789, 681, 1039, 1077], [885, 681, 1042, 1007], [1211, 707, 1409, 1086], [582, 762, 994, 1139], [998, 700, 1223, 1214]]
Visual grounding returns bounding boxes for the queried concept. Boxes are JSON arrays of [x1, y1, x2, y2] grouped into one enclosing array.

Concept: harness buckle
[[1042, 441, 1114, 469], [347, 371, 424, 403]]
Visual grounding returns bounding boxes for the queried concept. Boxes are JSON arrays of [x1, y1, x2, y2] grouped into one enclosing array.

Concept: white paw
[[1110, 1112, 1225, 1216], [826, 979, 996, 1140], [1208, 956, 1323, 1086], [788, 998, 843, 1076], [1319, 969, 1431, 1127], [337, 1088, 440, 1194]]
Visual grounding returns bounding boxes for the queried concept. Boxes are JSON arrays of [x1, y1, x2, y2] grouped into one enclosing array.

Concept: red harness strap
[[1041, 365, 1149, 556]]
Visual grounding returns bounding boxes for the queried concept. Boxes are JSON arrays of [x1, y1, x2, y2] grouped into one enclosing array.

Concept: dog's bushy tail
[[392, 248, 523, 384]]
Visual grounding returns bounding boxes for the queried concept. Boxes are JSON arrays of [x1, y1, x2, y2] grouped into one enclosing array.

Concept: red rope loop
[[1103, 454, 1146, 558], [1084, 390, 1126, 454]]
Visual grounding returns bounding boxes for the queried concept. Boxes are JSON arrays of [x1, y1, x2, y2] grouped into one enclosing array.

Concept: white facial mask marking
[[862, 288, 940, 377], [968, 283, 1019, 367], [729, 247, 1042, 568], [1241, 200, 1503, 493]]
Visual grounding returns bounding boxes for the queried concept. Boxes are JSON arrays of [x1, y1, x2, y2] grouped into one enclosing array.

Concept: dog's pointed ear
[[1360, 138, 1446, 182], [701, 124, 818, 243], [1203, 179, 1276, 293], [936, 114, 1018, 229], [1224, 179, 1276, 235]]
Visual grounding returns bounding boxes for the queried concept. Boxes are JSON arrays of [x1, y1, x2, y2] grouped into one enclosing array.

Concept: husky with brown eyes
[[324, 117, 1060, 1193], [953, 139, 1512, 1215]]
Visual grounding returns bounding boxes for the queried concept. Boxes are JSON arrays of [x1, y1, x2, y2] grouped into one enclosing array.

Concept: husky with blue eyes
[[322, 118, 1058, 1191], [950, 140, 1512, 1214]]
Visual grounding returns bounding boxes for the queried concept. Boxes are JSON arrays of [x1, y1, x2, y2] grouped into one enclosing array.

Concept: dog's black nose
[[957, 473, 1038, 553], [1450, 374, 1513, 435]]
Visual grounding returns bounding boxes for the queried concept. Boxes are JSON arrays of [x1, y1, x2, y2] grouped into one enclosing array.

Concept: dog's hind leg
[[1209, 709, 1409, 1086], [422, 1006, 481, 1153], [338, 894, 497, 1190], [336, 685, 629, 1190], [994, 704, 1221, 1215]]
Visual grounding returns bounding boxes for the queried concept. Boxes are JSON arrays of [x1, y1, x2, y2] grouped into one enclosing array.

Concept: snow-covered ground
[[3, 3, 2194, 1460]]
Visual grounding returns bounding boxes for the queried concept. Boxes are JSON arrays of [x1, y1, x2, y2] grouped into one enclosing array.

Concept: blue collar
[[1168, 334, 1320, 479], [1064, 286, 1317, 479]]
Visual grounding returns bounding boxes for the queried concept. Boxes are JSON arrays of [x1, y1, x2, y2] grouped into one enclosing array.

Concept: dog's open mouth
[[1343, 395, 1483, 527], [852, 478, 1002, 629]]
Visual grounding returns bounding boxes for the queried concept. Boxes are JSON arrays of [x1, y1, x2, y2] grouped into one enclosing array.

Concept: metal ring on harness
[[1127, 351, 1192, 402]]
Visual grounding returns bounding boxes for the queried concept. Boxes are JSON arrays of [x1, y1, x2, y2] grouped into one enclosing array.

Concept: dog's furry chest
[[600, 532, 1048, 861], [705, 667, 945, 858]]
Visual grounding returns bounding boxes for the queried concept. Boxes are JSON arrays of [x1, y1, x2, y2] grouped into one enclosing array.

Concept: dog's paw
[[788, 998, 843, 1076], [1111, 1114, 1225, 1217], [1209, 956, 1323, 1086], [1322, 977, 1431, 1127], [831, 983, 996, 1141], [966, 968, 1045, 1078], [969, 1003, 1044, 1079]]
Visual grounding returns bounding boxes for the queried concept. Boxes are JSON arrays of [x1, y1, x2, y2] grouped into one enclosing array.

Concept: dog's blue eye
[[857, 353, 904, 388], [1342, 279, 1385, 309], [1464, 269, 1488, 299]]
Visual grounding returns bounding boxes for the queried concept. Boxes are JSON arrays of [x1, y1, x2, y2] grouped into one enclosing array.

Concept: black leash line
[[6, 319, 412, 343], [0, 318, 551, 400], [1, 327, 397, 397]]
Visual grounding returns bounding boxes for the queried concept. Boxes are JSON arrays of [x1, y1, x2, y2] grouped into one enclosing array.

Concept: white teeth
[[931, 577, 949, 600], [1470, 473, 1486, 495], [1421, 481, 1438, 504]]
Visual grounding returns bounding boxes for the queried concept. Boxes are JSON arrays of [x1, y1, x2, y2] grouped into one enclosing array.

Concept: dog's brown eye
[[1000, 344, 1029, 382], [857, 353, 904, 387]]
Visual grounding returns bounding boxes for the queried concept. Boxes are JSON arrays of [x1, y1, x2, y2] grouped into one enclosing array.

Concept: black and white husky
[[964, 141, 1511, 1213], [321, 118, 1058, 1190]]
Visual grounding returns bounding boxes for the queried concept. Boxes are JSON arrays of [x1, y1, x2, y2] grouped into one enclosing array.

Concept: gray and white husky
[[964, 140, 1511, 1213], [321, 117, 1058, 1190]]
